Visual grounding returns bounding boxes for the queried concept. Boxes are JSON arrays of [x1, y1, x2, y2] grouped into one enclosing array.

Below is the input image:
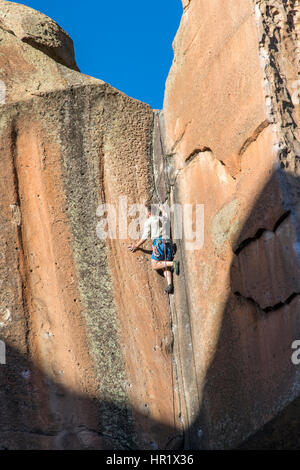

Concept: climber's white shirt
[[142, 214, 170, 240]]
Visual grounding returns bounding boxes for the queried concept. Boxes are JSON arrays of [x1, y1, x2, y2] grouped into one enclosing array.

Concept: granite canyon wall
[[163, 0, 300, 449], [0, 0, 300, 450], [0, 0, 181, 450]]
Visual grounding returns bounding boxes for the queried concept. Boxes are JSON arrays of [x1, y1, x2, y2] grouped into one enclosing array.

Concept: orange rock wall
[[163, 0, 300, 449], [0, 2, 181, 450], [1, 0, 300, 451]]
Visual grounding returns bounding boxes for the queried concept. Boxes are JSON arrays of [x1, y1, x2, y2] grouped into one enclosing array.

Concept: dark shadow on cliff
[[2, 174, 300, 450], [238, 393, 300, 449], [0, 342, 183, 450], [184, 171, 300, 449]]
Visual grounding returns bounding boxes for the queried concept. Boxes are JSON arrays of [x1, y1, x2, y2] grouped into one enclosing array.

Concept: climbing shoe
[[173, 260, 180, 276], [164, 284, 174, 295]]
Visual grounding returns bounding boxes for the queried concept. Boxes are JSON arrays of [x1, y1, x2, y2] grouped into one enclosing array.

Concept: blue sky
[[16, 0, 183, 109]]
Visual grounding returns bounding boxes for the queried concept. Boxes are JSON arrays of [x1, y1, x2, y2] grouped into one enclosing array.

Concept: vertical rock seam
[[2, 0, 300, 451], [152, 112, 201, 450]]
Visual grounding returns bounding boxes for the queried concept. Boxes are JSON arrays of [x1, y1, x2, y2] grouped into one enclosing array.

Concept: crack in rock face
[[231, 213, 300, 310], [2, 0, 300, 453]]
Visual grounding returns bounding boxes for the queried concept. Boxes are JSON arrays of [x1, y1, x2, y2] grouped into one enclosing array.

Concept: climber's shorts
[[151, 238, 173, 262]]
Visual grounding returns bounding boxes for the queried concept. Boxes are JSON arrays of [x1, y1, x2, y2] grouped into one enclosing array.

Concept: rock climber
[[128, 202, 179, 294]]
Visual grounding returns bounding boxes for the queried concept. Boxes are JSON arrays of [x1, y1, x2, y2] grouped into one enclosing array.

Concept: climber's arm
[[128, 217, 150, 252], [128, 238, 147, 252], [160, 202, 168, 217]]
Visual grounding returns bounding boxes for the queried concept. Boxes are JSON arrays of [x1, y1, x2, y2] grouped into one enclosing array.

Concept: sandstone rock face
[[1, 0, 300, 450], [0, 1, 181, 450], [163, 0, 300, 449]]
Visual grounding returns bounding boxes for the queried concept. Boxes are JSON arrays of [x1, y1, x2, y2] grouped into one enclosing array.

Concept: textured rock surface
[[163, 0, 300, 449], [1, 0, 300, 451], [0, 1, 181, 450], [0, 0, 79, 71]]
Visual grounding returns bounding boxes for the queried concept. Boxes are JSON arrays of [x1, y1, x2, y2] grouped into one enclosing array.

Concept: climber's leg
[[163, 268, 174, 294], [163, 267, 172, 286], [151, 259, 173, 270], [151, 239, 177, 294]]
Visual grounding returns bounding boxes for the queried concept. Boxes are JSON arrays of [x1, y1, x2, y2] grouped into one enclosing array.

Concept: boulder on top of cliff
[[0, 0, 79, 71], [0, 0, 181, 451], [0, 0, 101, 104]]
